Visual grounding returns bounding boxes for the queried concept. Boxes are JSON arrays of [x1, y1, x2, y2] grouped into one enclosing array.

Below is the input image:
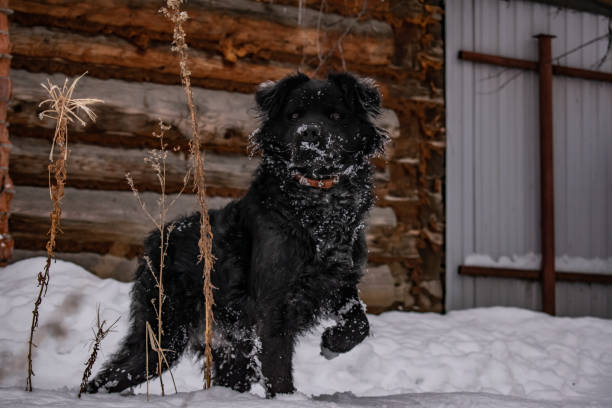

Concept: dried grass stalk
[[161, 0, 216, 389], [145, 322, 150, 399], [126, 121, 187, 396], [312, 0, 369, 75], [26, 73, 102, 392], [78, 306, 119, 398], [145, 321, 177, 399]]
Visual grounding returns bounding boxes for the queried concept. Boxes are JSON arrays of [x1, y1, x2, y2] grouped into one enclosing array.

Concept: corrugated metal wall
[[445, 0, 612, 316]]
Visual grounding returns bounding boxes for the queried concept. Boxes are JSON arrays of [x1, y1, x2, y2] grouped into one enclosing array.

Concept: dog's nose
[[297, 124, 321, 142]]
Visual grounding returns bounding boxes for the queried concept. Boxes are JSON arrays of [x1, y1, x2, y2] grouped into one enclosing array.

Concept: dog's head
[[251, 72, 387, 183]]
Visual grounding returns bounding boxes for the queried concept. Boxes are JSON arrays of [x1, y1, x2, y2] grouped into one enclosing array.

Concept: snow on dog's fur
[[87, 72, 387, 397]]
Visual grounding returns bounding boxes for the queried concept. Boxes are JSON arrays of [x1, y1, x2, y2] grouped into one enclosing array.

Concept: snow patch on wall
[[464, 253, 612, 274]]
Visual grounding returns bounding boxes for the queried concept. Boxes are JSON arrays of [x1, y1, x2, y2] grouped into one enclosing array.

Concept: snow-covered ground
[[1, 258, 611, 407]]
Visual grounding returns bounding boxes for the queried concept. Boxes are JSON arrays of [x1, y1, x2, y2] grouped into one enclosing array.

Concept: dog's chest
[[291, 189, 364, 253]]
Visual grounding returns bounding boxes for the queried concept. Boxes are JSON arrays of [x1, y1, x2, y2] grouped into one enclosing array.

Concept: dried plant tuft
[[161, 0, 216, 389], [26, 73, 102, 392], [38, 73, 103, 161], [78, 306, 120, 398]]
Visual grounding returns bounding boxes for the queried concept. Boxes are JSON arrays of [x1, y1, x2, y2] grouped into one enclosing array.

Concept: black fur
[[88, 72, 387, 397]]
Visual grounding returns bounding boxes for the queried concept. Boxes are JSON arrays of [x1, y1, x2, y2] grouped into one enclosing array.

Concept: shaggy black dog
[[88, 72, 387, 397]]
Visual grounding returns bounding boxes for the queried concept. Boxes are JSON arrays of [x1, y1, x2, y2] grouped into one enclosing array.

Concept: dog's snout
[[297, 124, 321, 142]]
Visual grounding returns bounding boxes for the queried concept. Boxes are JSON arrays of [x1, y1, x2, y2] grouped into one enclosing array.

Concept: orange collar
[[294, 174, 339, 189]]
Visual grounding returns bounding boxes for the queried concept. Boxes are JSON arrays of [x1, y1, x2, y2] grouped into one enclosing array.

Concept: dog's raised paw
[[320, 345, 340, 360]]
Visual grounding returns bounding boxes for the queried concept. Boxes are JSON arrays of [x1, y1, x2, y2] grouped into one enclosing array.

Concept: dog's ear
[[328, 72, 381, 117], [329, 73, 387, 156], [255, 72, 310, 119]]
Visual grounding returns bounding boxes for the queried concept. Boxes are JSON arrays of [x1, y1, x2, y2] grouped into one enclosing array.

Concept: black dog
[[88, 72, 387, 397]]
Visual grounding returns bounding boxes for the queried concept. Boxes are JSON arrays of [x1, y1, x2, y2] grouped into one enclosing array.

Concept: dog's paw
[[85, 379, 100, 394], [264, 377, 296, 398], [320, 345, 340, 360], [321, 321, 369, 354], [321, 326, 347, 354]]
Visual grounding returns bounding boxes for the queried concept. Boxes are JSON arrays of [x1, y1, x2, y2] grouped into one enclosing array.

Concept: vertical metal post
[[535, 34, 556, 315]]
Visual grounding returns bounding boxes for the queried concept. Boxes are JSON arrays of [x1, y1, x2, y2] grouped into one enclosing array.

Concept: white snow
[[465, 253, 612, 274], [1, 257, 612, 407]]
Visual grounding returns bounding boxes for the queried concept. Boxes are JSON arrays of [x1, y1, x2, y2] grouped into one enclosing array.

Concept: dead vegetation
[[26, 73, 102, 392], [160, 0, 216, 389], [77, 306, 119, 398], [310, 0, 369, 75], [126, 121, 187, 397]]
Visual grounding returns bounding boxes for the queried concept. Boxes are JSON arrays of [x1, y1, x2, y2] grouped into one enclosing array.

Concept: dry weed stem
[[161, 0, 216, 389], [26, 73, 101, 392], [78, 307, 119, 398], [127, 121, 186, 396]]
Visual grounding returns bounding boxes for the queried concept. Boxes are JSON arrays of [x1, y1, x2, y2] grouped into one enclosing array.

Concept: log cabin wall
[[8, 0, 445, 313], [0, 0, 13, 265]]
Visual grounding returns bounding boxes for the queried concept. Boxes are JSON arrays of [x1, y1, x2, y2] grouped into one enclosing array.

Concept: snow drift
[[1, 258, 611, 407]]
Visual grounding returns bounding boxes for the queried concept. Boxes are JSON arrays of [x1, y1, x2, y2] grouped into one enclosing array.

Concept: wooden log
[[366, 226, 420, 260], [9, 69, 259, 153], [358, 264, 397, 312], [252, 0, 441, 27], [11, 187, 232, 229], [0, 0, 12, 264], [11, 186, 400, 260], [10, 25, 299, 89], [9, 25, 419, 105], [368, 206, 397, 229], [11, 186, 231, 258], [11, 56, 262, 95], [9, 69, 401, 154], [10, 137, 259, 196], [253, 0, 392, 20], [11, 0, 393, 67]]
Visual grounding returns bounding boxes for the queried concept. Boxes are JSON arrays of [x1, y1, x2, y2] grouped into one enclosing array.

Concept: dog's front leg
[[321, 287, 369, 357], [257, 322, 295, 397]]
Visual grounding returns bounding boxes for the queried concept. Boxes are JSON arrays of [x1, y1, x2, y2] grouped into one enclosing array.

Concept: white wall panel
[[445, 0, 612, 316]]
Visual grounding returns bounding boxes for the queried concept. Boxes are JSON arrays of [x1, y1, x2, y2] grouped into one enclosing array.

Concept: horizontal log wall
[[8, 0, 445, 313], [0, 0, 13, 264]]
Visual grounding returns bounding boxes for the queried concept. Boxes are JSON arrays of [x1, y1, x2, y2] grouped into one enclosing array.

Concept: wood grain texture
[[10, 137, 259, 196], [9, 24, 436, 111], [11, 0, 393, 66], [11, 24, 300, 84]]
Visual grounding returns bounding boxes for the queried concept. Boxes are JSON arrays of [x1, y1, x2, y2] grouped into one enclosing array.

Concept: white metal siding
[[445, 0, 612, 316]]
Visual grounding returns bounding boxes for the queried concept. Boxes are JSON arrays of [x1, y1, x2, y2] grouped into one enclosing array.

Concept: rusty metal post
[[536, 34, 555, 315], [0, 0, 13, 266]]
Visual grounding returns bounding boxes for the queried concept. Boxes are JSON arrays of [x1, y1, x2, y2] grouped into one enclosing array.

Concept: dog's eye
[[289, 112, 300, 120], [330, 112, 342, 121]]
